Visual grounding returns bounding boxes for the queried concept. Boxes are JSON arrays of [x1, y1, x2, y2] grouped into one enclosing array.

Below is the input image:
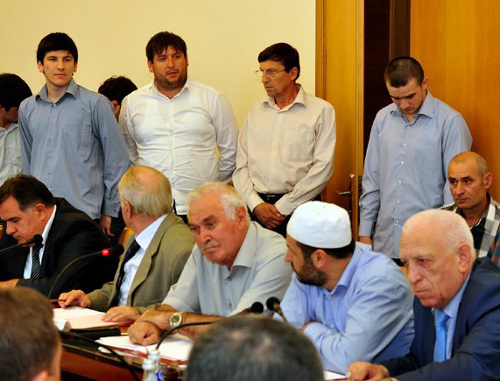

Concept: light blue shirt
[[279, 244, 414, 373], [436, 274, 470, 360], [163, 222, 292, 316], [359, 92, 472, 257], [18, 79, 130, 219]]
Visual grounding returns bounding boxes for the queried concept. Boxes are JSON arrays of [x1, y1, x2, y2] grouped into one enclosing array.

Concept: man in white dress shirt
[[233, 43, 336, 236], [119, 31, 238, 221]]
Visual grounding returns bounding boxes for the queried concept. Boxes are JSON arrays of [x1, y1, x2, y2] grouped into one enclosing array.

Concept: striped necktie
[[30, 244, 43, 279]]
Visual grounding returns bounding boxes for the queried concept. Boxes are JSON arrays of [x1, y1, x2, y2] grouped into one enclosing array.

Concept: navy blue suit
[[381, 259, 500, 381]]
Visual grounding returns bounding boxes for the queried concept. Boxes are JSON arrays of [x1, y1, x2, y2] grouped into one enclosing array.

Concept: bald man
[[348, 210, 500, 381], [441, 151, 500, 258]]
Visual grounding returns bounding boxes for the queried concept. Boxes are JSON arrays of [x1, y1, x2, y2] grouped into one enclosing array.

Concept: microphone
[[266, 297, 289, 324], [60, 330, 139, 381], [239, 301, 264, 315], [0, 234, 43, 255], [156, 321, 214, 349], [47, 245, 124, 299]]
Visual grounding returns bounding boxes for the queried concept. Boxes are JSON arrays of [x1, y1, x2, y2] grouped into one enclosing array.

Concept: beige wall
[[1, 0, 315, 126]]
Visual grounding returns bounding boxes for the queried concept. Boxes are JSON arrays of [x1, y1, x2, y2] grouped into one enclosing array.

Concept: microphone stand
[[47, 245, 123, 299]]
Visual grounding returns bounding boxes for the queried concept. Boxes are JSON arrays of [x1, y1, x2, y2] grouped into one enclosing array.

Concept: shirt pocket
[[62, 123, 93, 158], [283, 126, 314, 163]]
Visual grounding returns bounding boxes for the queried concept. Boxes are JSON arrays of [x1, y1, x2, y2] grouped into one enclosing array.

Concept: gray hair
[[118, 165, 173, 218], [187, 182, 249, 223], [403, 209, 475, 258]]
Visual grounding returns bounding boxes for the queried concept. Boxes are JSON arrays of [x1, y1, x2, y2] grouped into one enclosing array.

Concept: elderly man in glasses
[[233, 43, 336, 237]]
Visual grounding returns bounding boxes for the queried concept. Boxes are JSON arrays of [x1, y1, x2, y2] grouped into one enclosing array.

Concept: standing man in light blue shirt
[[359, 56, 472, 257], [18, 33, 130, 237], [279, 201, 414, 374]]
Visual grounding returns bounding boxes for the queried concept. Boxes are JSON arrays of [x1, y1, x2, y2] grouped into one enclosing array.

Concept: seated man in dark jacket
[[347, 209, 500, 381], [0, 174, 117, 296]]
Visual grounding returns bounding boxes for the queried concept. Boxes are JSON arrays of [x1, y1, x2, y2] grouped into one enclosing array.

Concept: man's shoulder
[[430, 95, 464, 119], [158, 214, 195, 246], [463, 260, 500, 311], [352, 245, 407, 283], [187, 79, 223, 96], [302, 89, 335, 112], [440, 202, 457, 211], [51, 198, 99, 229]]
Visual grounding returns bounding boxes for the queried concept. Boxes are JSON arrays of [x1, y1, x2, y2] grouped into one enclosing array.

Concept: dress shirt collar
[[134, 214, 167, 251], [229, 222, 258, 271], [263, 84, 306, 111], [452, 193, 491, 230], [389, 90, 436, 120], [36, 79, 78, 103], [149, 79, 190, 100], [322, 243, 364, 295], [440, 272, 470, 320]]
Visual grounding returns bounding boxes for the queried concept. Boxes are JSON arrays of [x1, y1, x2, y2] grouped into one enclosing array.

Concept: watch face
[[170, 313, 182, 327]]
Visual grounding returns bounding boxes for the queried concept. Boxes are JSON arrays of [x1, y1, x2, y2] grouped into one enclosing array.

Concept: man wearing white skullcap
[[278, 201, 414, 374]]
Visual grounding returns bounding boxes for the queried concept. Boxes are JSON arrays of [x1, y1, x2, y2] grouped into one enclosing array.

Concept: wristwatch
[[169, 312, 183, 329]]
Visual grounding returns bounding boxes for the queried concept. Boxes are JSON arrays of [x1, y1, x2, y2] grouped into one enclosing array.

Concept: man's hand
[[100, 215, 113, 237], [103, 306, 140, 323], [358, 236, 373, 246], [0, 279, 19, 288], [253, 203, 286, 229], [58, 290, 92, 308], [137, 309, 173, 331], [347, 362, 390, 381], [128, 321, 162, 346]]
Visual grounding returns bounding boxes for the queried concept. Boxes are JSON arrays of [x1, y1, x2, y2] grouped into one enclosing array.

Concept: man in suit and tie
[[347, 209, 500, 381], [59, 166, 194, 324], [0, 174, 114, 296]]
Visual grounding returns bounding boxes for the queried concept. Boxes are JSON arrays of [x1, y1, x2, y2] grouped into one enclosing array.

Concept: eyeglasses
[[255, 69, 286, 78]]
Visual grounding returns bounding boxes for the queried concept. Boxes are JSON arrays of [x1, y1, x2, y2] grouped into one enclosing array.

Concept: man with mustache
[[279, 201, 413, 374], [128, 182, 292, 344], [119, 31, 238, 223], [441, 151, 499, 258]]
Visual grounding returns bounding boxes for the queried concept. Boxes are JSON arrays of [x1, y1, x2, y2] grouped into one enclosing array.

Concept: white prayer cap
[[287, 201, 352, 248]]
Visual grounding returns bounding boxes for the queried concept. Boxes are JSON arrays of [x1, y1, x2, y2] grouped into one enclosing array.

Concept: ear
[[33, 203, 47, 219], [122, 200, 132, 218], [456, 243, 473, 274], [37, 61, 44, 74], [185, 55, 189, 67], [32, 369, 49, 381], [235, 206, 247, 228], [310, 249, 328, 269], [289, 67, 298, 81], [147, 60, 154, 73], [73, 61, 78, 74], [483, 172, 493, 189], [422, 77, 429, 89]]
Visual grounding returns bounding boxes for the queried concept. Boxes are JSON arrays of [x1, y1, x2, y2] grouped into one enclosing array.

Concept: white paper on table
[[324, 370, 346, 380], [97, 333, 193, 361], [53, 307, 117, 330]]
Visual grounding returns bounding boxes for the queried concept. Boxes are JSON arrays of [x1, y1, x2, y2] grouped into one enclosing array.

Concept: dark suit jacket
[[381, 259, 500, 381], [88, 213, 194, 312], [0, 198, 118, 296]]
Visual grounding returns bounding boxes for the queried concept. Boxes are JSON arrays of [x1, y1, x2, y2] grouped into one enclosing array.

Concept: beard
[[293, 259, 327, 287]]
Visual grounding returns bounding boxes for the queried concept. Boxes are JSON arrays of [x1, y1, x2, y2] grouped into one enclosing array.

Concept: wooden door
[[316, 0, 364, 235]]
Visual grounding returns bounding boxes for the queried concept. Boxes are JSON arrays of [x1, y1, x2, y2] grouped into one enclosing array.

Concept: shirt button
[[398, 180, 402, 184], [401, 161, 404, 165]]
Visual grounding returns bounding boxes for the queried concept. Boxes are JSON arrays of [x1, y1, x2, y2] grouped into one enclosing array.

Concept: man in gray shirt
[[128, 182, 292, 344], [18, 32, 130, 237]]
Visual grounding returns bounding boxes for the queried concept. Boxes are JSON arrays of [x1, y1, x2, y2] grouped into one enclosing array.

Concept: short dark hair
[[258, 43, 301, 81], [37, 32, 78, 64], [0, 174, 55, 210], [187, 315, 324, 381], [297, 239, 355, 260], [146, 31, 187, 62], [98, 76, 137, 105], [0, 288, 60, 381], [384, 56, 424, 87], [0, 74, 32, 111]]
